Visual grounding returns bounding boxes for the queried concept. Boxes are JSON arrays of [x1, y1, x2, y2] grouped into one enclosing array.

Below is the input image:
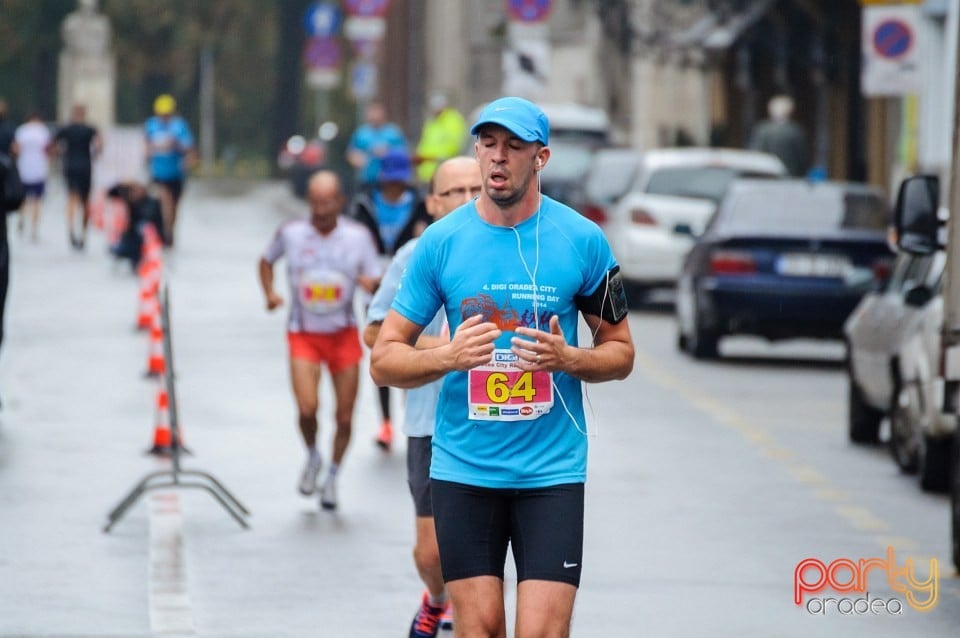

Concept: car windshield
[[543, 142, 595, 181], [645, 166, 775, 202], [722, 186, 890, 233], [584, 151, 638, 203]]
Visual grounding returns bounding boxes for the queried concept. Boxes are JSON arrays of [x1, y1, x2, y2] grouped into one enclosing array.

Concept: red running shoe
[[409, 592, 444, 638]]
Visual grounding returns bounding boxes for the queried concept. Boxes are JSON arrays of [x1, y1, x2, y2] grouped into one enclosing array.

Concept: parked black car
[[676, 179, 894, 359]]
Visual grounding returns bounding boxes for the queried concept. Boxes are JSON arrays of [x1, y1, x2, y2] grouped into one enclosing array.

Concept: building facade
[[381, 0, 940, 195]]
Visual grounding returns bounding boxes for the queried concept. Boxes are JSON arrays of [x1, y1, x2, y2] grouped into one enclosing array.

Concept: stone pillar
[[58, 0, 115, 132]]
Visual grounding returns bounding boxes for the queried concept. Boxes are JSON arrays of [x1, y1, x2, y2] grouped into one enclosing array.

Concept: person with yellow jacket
[[413, 92, 466, 184]]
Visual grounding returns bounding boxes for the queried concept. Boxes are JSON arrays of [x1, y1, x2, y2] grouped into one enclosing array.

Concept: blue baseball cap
[[378, 148, 412, 182], [470, 97, 549, 145]]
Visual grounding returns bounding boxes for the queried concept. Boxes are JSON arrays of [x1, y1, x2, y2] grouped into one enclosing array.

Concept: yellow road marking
[[632, 348, 920, 551]]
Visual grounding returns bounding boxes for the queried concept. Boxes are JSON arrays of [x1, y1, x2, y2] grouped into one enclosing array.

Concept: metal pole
[[943, 7, 960, 350], [316, 87, 331, 137]]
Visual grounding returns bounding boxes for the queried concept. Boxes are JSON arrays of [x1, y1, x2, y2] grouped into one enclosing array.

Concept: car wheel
[[847, 374, 882, 444], [686, 299, 720, 360], [919, 433, 952, 492], [689, 324, 719, 359], [889, 384, 919, 473]]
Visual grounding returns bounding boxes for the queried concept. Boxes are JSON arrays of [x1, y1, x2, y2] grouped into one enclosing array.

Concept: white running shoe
[[320, 474, 337, 510], [298, 456, 322, 496]]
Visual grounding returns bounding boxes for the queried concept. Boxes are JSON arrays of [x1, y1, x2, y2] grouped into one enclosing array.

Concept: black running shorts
[[154, 178, 184, 204], [65, 170, 91, 200], [431, 479, 584, 587], [406, 436, 433, 517]]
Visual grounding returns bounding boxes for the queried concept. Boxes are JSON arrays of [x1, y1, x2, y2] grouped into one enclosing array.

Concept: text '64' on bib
[[468, 349, 554, 421]]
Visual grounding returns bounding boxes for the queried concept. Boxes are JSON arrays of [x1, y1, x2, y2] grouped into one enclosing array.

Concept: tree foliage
[[0, 0, 309, 161]]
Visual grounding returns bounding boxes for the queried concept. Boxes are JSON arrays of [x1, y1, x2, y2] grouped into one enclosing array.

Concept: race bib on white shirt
[[298, 268, 350, 315], [467, 349, 554, 421]]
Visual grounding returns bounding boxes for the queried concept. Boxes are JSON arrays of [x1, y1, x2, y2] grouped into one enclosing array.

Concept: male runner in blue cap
[[371, 96, 634, 637]]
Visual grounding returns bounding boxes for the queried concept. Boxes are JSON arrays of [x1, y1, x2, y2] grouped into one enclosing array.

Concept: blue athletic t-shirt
[[348, 124, 407, 185], [145, 116, 194, 181], [372, 190, 415, 254], [391, 196, 617, 489]]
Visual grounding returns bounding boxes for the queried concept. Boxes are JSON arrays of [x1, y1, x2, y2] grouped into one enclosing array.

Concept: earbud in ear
[[536, 159, 543, 170]]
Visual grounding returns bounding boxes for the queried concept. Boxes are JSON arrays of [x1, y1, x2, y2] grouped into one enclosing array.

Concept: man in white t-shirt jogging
[[364, 156, 482, 638], [259, 170, 382, 510], [14, 113, 52, 241]]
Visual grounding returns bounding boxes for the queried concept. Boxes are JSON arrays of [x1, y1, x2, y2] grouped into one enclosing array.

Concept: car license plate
[[777, 253, 851, 278]]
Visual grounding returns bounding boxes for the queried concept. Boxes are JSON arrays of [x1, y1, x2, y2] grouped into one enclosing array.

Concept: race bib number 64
[[467, 350, 554, 421]]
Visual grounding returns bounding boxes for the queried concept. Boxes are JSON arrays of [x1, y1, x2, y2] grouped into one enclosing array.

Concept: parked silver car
[[844, 250, 940, 443], [889, 253, 955, 491], [604, 148, 786, 300]]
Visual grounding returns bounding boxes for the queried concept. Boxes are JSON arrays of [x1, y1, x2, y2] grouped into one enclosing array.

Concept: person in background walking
[[259, 171, 382, 510], [145, 94, 196, 247], [414, 91, 467, 186], [363, 156, 482, 638], [347, 100, 408, 190], [349, 148, 430, 451], [14, 112, 52, 241], [749, 94, 810, 178], [53, 104, 101, 250]]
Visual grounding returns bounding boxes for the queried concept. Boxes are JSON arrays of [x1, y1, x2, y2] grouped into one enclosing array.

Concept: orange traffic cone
[[145, 314, 166, 377], [135, 286, 158, 331], [146, 381, 173, 456], [135, 260, 160, 331], [142, 224, 163, 258]]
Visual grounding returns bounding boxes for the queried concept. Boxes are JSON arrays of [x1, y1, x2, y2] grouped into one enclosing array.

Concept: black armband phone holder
[[575, 265, 629, 324]]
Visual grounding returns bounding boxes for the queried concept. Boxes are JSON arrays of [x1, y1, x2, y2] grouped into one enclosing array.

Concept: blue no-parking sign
[[861, 5, 920, 96], [872, 19, 911, 60]]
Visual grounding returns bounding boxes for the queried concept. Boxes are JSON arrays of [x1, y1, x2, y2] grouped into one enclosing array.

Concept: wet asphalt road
[[1, 178, 958, 637]]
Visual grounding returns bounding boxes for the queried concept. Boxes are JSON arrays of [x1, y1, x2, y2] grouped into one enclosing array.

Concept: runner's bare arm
[[258, 258, 284, 311], [371, 312, 500, 388], [512, 314, 633, 382], [357, 274, 380, 294]]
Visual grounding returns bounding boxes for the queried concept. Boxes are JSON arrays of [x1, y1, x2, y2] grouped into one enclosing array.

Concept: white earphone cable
[[511, 163, 594, 438]]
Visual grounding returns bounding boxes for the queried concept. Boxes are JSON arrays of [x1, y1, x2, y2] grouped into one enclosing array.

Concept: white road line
[[148, 492, 197, 637]]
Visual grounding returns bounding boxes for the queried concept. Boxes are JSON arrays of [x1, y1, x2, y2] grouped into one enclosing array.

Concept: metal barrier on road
[[103, 285, 250, 532]]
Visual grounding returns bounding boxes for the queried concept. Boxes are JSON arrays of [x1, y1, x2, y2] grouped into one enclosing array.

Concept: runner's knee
[[413, 539, 441, 575]]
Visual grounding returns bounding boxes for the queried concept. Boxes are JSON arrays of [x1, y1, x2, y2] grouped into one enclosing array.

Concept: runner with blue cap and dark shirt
[[370, 96, 635, 637]]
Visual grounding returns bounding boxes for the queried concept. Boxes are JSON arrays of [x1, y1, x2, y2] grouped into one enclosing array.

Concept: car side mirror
[[904, 284, 933, 308], [894, 175, 939, 255]]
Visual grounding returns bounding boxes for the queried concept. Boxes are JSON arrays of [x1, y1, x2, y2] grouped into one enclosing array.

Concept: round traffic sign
[[506, 0, 552, 22], [872, 19, 912, 59], [344, 0, 390, 18], [303, 2, 342, 38]]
